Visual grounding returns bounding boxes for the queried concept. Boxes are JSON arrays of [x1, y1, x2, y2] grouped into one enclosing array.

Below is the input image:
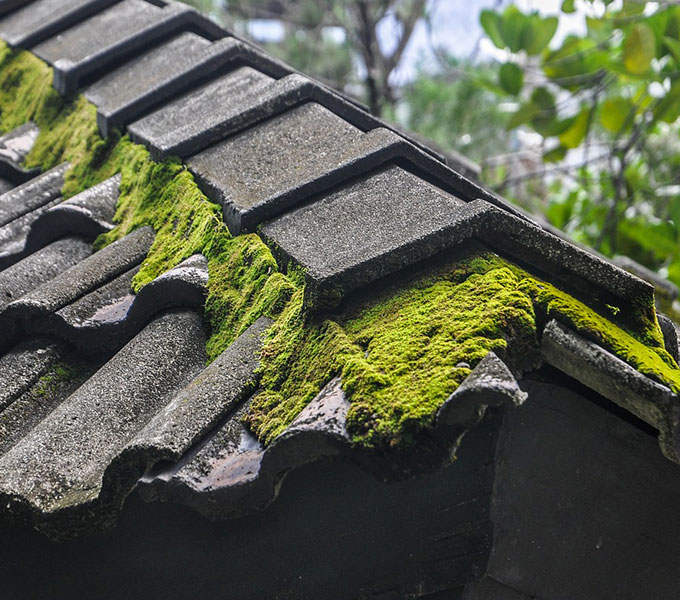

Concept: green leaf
[[529, 86, 557, 135], [543, 144, 568, 163], [623, 23, 656, 74], [522, 15, 558, 55], [506, 103, 537, 129], [480, 9, 505, 49], [561, 0, 575, 14], [600, 97, 633, 132], [621, 0, 646, 17], [664, 36, 680, 65], [500, 6, 526, 53], [653, 82, 680, 123], [559, 107, 590, 148], [499, 62, 523, 95]]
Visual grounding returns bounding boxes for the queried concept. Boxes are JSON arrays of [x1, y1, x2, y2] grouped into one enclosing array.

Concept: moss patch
[[1, 43, 678, 452], [246, 247, 680, 448]]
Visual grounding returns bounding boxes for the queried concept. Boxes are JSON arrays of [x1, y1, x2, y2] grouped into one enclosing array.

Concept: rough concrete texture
[[130, 316, 270, 461], [32, 0, 199, 94], [437, 352, 527, 429], [658, 313, 680, 363], [0, 309, 206, 533], [129, 68, 445, 163], [25, 173, 118, 243], [0, 0, 119, 48], [0, 337, 61, 412], [261, 164, 470, 304], [87, 35, 295, 137], [2, 226, 152, 319], [0, 343, 93, 458], [263, 172, 652, 312], [0, 122, 39, 183], [0, 173, 119, 269], [541, 319, 680, 463], [0, 195, 62, 267], [129, 65, 276, 159], [86, 32, 211, 121], [0, 163, 66, 228], [614, 254, 679, 302], [0, 236, 91, 312], [189, 102, 363, 232]]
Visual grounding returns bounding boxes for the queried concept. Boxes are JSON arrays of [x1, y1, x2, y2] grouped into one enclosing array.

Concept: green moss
[[246, 248, 541, 448], [30, 362, 79, 399], [247, 247, 680, 448], [1, 42, 678, 452]]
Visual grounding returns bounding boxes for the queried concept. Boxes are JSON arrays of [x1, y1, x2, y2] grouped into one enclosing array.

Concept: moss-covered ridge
[[1, 43, 678, 451], [247, 248, 680, 448]]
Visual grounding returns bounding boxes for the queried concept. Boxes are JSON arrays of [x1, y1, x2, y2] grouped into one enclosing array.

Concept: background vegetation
[[180, 0, 680, 290]]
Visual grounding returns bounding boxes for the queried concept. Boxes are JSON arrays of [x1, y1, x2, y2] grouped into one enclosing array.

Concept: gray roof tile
[[0, 121, 40, 184], [189, 102, 364, 232], [1, 225, 154, 319], [0, 163, 66, 228], [128, 65, 278, 159], [0, 309, 206, 533], [86, 34, 296, 136], [0, 173, 118, 269], [0, 0, 119, 48], [32, 0, 215, 95], [0, 235, 92, 312]]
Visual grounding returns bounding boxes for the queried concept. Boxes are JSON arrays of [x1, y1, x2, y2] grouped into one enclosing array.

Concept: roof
[[0, 0, 679, 541]]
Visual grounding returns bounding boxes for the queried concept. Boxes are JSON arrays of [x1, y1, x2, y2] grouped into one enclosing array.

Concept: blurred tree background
[[179, 0, 680, 297]]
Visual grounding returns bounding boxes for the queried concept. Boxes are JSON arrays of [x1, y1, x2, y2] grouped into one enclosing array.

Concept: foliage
[[480, 0, 680, 287], [396, 57, 513, 163]]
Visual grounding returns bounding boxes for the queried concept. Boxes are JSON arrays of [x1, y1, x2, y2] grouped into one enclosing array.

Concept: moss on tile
[[246, 247, 680, 448], [29, 361, 80, 400], [1, 42, 678, 452]]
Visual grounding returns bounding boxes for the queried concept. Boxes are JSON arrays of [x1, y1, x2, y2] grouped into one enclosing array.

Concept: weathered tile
[[0, 195, 61, 263], [129, 69, 447, 164], [0, 337, 61, 412], [130, 316, 270, 459], [260, 164, 468, 305], [0, 236, 91, 312], [0, 1, 34, 20], [0, 309, 206, 524], [0, 0, 119, 48], [139, 376, 352, 521], [0, 122, 39, 184], [129, 65, 277, 159], [32, 0, 216, 95], [0, 173, 119, 269], [26, 254, 208, 354], [86, 35, 294, 137], [189, 102, 363, 233], [2, 226, 153, 319], [0, 163, 66, 228]]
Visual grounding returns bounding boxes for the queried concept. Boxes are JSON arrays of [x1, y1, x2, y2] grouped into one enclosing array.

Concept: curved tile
[[0, 173, 118, 269], [0, 337, 61, 412], [0, 122, 40, 184], [0, 309, 207, 537], [0, 162, 66, 228], [1, 225, 153, 320], [26, 254, 208, 354]]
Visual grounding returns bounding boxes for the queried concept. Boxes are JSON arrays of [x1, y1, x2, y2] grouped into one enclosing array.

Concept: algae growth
[[1, 42, 679, 451]]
